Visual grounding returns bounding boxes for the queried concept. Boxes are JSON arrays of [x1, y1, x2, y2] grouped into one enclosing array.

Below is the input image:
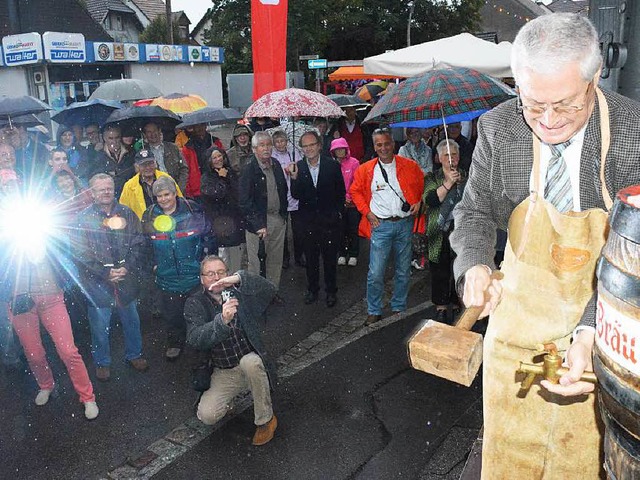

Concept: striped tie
[[544, 141, 573, 213]]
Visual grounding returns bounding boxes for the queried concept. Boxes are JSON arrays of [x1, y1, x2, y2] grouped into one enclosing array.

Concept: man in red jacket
[[350, 128, 424, 325]]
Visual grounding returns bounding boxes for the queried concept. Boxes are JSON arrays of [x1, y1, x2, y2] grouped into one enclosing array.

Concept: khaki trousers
[[197, 352, 273, 426], [246, 213, 286, 288]]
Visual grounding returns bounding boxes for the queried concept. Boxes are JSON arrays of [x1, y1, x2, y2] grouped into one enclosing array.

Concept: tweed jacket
[[160, 141, 190, 193], [450, 88, 640, 327]]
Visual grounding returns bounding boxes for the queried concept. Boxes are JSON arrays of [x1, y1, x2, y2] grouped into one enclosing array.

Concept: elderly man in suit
[[238, 132, 289, 290], [289, 131, 346, 307], [450, 13, 640, 478]]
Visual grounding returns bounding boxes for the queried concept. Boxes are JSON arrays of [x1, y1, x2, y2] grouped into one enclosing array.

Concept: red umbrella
[[133, 99, 154, 107], [245, 88, 345, 118]]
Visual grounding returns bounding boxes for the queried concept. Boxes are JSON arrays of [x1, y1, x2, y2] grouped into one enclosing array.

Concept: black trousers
[[340, 207, 361, 257], [283, 210, 305, 262], [302, 217, 340, 294], [429, 232, 458, 307], [160, 290, 190, 347]]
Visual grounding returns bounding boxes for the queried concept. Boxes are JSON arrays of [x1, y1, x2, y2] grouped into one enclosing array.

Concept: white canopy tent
[[363, 33, 513, 78]]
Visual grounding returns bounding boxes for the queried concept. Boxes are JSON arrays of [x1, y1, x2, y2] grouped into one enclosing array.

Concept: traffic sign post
[[308, 59, 327, 69], [299, 54, 319, 61]]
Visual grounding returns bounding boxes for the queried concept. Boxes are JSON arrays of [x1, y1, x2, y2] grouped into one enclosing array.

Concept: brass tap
[[517, 342, 597, 394]]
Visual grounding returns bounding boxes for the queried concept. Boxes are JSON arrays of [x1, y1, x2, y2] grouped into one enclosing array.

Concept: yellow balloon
[[153, 214, 175, 232]]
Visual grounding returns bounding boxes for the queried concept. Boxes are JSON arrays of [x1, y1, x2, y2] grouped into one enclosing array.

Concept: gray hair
[[152, 175, 177, 196], [89, 173, 114, 188], [511, 13, 601, 82], [251, 131, 273, 148], [436, 139, 460, 156], [270, 129, 288, 141], [200, 255, 227, 273]]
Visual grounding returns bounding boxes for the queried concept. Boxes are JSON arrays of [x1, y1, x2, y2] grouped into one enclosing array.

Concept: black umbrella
[[0, 113, 44, 129], [0, 95, 51, 123], [51, 99, 122, 127], [326, 94, 370, 109], [104, 105, 181, 137], [177, 107, 243, 129], [258, 238, 267, 278]]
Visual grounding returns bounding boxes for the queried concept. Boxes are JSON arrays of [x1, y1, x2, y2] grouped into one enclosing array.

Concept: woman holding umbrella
[[423, 139, 467, 323], [200, 147, 245, 273]]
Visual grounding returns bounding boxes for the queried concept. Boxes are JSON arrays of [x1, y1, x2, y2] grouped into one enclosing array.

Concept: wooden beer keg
[[594, 185, 640, 479]]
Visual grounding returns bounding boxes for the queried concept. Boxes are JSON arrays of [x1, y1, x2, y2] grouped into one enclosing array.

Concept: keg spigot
[[517, 342, 597, 395]]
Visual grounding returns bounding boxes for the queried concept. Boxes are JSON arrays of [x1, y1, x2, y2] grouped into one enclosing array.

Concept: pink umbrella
[[245, 88, 345, 118]]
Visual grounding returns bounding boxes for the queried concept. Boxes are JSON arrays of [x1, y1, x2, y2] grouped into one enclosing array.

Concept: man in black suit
[[289, 131, 346, 307]]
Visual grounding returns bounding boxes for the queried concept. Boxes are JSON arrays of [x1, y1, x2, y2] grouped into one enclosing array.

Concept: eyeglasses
[[300, 141, 319, 149], [373, 127, 391, 135], [200, 270, 228, 278], [517, 81, 593, 116]]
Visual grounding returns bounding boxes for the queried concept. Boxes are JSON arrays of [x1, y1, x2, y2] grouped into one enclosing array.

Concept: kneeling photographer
[[184, 255, 278, 446]]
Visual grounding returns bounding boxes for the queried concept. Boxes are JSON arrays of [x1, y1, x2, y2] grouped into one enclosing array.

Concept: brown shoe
[[127, 357, 149, 372], [96, 366, 110, 382], [365, 314, 382, 326], [252, 415, 278, 446]]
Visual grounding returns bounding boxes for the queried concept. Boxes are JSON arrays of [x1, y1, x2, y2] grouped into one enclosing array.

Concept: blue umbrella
[[51, 99, 122, 127], [390, 109, 488, 128]]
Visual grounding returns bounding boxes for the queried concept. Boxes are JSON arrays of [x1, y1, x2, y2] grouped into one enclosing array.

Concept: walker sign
[[2, 32, 43, 66], [43, 32, 86, 63]]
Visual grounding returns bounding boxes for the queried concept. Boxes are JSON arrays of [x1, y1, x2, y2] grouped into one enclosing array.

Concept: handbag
[[10, 293, 35, 316]]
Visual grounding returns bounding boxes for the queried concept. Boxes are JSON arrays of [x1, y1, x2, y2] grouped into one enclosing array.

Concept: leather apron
[[481, 89, 613, 479]]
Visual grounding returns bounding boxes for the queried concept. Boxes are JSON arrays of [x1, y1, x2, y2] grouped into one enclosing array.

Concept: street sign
[[308, 59, 327, 69], [299, 54, 319, 60]]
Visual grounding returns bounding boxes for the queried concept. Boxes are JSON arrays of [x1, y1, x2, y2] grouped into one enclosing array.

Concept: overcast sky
[[171, 0, 210, 26]]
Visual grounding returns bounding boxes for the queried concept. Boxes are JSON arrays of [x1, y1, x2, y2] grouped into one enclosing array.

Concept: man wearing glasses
[[350, 128, 424, 325], [289, 131, 346, 307], [450, 13, 640, 478], [185, 256, 278, 446]]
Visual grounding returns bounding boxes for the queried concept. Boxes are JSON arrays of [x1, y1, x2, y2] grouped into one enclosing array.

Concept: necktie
[[544, 141, 573, 212]]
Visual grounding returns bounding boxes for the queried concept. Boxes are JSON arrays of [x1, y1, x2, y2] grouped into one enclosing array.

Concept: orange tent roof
[[328, 66, 401, 81]]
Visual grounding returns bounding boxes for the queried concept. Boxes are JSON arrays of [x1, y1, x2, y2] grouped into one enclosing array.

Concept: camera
[[221, 288, 237, 304], [401, 201, 411, 213]]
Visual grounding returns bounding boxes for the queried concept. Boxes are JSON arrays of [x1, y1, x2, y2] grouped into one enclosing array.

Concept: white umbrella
[[363, 33, 513, 78]]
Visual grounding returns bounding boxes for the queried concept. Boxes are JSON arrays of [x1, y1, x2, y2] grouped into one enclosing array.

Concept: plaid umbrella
[[245, 88, 345, 118], [150, 93, 207, 114], [363, 67, 514, 128], [355, 81, 388, 102]]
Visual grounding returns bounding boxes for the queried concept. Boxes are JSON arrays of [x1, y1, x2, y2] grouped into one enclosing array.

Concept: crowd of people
[[0, 94, 471, 444]]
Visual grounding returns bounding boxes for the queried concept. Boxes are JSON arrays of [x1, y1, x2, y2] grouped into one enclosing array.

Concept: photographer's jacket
[[76, 202, 145, 307], [184, 270, 278, 384]]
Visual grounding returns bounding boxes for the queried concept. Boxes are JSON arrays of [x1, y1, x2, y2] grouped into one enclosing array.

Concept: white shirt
[[370, 158, 410, 218], [307, 159, 320, 187], [345, 120, 356, 134], [530, 125, 587, 212]]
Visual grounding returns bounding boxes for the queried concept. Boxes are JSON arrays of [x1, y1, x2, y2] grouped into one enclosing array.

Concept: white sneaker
[[411, 259, 425, 270], [84, 401, 99, 420], [348, 257, 358, 267], [35, 389, 53, 406], [337, 257, 347, 266]]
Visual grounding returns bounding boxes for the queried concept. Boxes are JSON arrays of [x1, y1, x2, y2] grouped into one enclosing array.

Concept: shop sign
[[145, 44, 161, 62], [188, 46, 202, 62], [124, 43, 139, 61], [2, 32, 43, 66], [95, 42, 114, 61], [209, 47, 220, 62], [43, 32, 85, 63]]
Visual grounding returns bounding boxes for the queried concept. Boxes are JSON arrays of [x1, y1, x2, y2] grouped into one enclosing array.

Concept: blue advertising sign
[[2, 32, 43, 66], [43, 32, 86, 63]]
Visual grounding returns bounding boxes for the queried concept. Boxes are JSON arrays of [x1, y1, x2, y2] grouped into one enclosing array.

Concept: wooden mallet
[[408, 272, 503, 387]]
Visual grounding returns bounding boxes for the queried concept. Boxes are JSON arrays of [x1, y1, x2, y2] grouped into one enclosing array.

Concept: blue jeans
[[367, 217, 413, 315], [87, 300, 143, 367]]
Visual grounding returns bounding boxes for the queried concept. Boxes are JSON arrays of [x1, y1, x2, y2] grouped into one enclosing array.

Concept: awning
[[328, 66, 401, 81]]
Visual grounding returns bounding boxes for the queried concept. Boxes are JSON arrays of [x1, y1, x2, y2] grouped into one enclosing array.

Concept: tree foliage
[[139, 15, 183, 44], [202, 0, 484, 74]]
